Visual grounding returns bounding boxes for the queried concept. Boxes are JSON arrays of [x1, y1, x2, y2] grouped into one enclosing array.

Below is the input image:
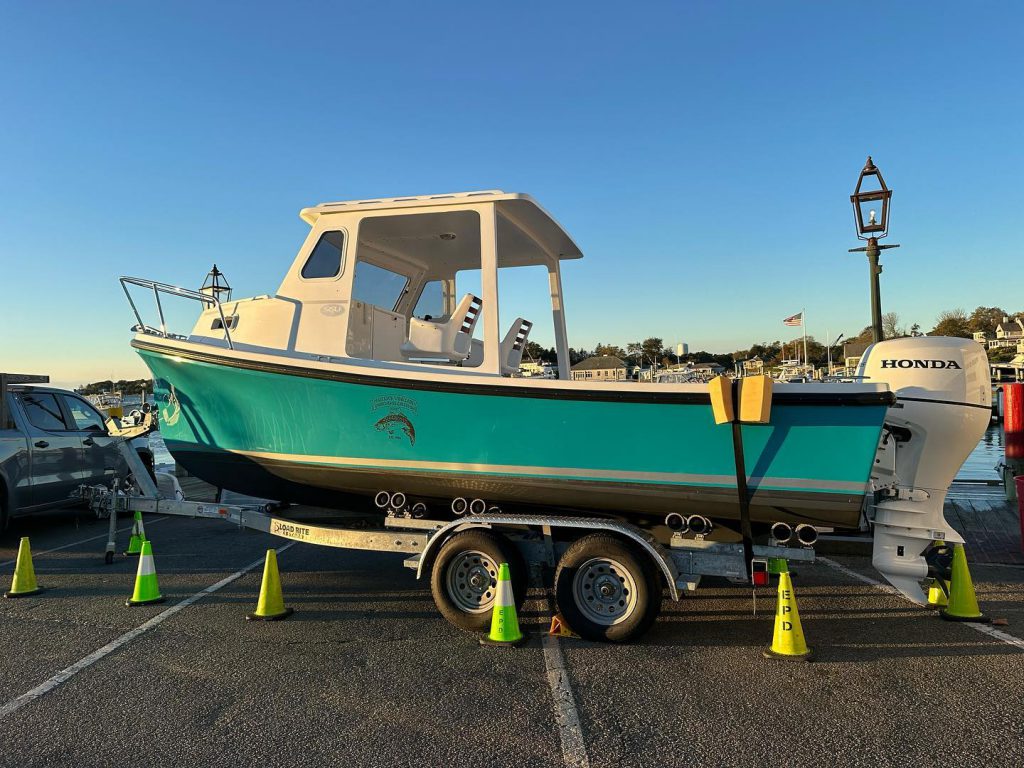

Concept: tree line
[[525, 305, 1021, 370], [77, 378, 153, 396]]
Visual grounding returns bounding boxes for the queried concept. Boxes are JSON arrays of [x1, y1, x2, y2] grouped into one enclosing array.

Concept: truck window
[[20, 393, 68, 431], [63, 396, 106, 432]]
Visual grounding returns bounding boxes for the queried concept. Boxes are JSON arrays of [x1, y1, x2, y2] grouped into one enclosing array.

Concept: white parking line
[[818, 556, 1024, 652], [541, 633, 591, 768], [0, 516, 171, 568], [0, 541, 296, 720]]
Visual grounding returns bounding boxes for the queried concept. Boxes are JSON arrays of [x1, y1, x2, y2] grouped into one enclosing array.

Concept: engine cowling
[[857, 337, 990, 603]]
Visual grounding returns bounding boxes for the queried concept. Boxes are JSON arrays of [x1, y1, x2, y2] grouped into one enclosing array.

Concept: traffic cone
[[480, 562, 525, 647], [247, 549, 293, 621], [940, 544, 989, 623], [124, 510, 147, 556], [126, 540, 165, 606], [763, 568, 812, 661], [5, 538, 43, 598], [927, 578, 949, 607], [549, 613, 579, 638]]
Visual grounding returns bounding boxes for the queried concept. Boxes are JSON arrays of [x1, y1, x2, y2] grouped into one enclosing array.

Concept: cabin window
[[19, 393, 68, 431], [413, 280, 444, 320], [301, 231, 345, 279], [352, 261, 409, 312]]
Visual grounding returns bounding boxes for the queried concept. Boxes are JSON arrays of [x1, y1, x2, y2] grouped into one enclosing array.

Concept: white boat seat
[[400, 293, 482, 363], [500, 318, 533, 375]]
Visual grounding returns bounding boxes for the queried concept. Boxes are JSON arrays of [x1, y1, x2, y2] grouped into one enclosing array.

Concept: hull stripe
[[227, 448, 870, 494]]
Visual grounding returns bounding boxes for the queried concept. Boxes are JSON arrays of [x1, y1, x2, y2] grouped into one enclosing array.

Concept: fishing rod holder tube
[[686, 515, 713, 536], [390, 492, 407, 511], [469, 498, 487, 516], [451, 497, 469, 516], [665, 513, 688, 532], [374, 491, 392, 509], [794, 524, 818, 546], [411, 502, 428, 519], [770, 522, 793, 544]]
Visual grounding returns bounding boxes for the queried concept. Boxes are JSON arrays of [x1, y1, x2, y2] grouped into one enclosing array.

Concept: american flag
[[783, 312, 803, 327]]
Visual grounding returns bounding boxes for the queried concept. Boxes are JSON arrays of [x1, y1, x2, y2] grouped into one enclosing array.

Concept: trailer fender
[[415, 514, 680, 601]]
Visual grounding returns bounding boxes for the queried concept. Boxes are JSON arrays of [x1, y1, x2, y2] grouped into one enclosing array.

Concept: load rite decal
[[880, 359, 962, 369]]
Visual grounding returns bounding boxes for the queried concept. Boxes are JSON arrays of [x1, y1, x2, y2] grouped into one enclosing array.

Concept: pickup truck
[[1, 376, 153, 531]]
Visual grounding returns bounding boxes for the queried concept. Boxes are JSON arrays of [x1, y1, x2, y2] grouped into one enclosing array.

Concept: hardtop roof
[[299, 190, 584, 263]]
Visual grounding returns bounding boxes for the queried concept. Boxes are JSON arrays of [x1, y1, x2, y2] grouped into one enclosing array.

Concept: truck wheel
[[555, 534, 662, 643], [430, 530, 527, 633]]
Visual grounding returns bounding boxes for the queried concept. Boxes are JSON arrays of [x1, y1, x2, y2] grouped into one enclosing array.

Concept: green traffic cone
[[480, 562, 525, 647], [940, 544, 988, 623], [126, 540, 165, 606], [124, 510, 146, 556]]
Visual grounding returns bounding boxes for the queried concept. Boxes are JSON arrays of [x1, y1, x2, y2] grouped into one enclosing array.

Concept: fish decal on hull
[[374, 412, 416, 446]]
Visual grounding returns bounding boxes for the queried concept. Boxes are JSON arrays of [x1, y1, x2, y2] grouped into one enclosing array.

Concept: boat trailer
[[77, 436, 815, 641]]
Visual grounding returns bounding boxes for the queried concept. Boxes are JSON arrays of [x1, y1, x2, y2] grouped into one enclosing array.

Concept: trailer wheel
[[555, 534, 661, 643], [430, 530, 527, 633]]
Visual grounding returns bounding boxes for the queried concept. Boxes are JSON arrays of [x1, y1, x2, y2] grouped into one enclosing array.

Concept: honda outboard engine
[[858, 337, 991, 603]]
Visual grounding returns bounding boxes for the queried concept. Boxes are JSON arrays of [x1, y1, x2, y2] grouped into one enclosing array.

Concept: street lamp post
[[849, 156, 900, 344]]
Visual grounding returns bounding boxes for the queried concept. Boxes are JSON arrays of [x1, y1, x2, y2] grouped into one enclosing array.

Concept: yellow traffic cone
[[126, 540, 165, 606], [247, 549, 293, 621], [927, 578, 949, 607], [764, 568, 812, 661], [5, 538, 43, 598], [480, 562, 525, 646], [940, 544, 989, 623], [124, 510, 146, 556]]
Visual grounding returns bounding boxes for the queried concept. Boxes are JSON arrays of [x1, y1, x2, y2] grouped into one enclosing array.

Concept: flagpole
[[826, 326, 832, 375], [802, 308, 808, 371]]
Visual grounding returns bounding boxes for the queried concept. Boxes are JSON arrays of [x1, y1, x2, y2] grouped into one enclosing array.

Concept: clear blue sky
[[1, 1, 1022, 387]]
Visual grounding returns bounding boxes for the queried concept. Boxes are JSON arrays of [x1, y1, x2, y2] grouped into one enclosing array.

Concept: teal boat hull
[[137, 341, 891, 530]]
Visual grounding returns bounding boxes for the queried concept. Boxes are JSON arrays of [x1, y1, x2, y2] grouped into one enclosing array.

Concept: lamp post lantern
[[849, 156, 900, 343]]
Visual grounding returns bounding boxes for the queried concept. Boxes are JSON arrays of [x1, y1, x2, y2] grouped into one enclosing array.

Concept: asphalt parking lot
[[1, 508, 1022, 768]]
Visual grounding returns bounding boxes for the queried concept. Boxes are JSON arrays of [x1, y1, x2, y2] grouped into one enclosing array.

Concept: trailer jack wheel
[[555, 534, 661, 643], [430, 530, 527, 633]]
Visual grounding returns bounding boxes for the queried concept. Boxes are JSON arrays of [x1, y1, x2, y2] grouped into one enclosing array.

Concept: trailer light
[[751, 558, 770, 587]]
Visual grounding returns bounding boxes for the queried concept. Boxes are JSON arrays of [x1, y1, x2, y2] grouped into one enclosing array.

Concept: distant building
[[990, 317, 1024, 349], [841, 340, 871, 374], [571, 355, 627, 381], [519, 360, 556, 378], [742, 357, 764, 377], [690, 362, 723, 380]]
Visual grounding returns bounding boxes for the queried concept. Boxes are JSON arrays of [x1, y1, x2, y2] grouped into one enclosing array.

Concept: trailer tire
[[555, 534, 661, 643], [430, 530, 527, 633]]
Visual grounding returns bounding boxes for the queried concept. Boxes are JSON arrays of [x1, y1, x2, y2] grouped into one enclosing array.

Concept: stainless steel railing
[[119, 276, 234, 350]]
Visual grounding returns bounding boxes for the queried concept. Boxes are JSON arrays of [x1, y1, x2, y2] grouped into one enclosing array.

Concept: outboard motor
[[859, 337, 991, 603]]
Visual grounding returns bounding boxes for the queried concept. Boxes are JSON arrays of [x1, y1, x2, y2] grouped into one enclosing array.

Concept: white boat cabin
[[185, 191, 581, 379]]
